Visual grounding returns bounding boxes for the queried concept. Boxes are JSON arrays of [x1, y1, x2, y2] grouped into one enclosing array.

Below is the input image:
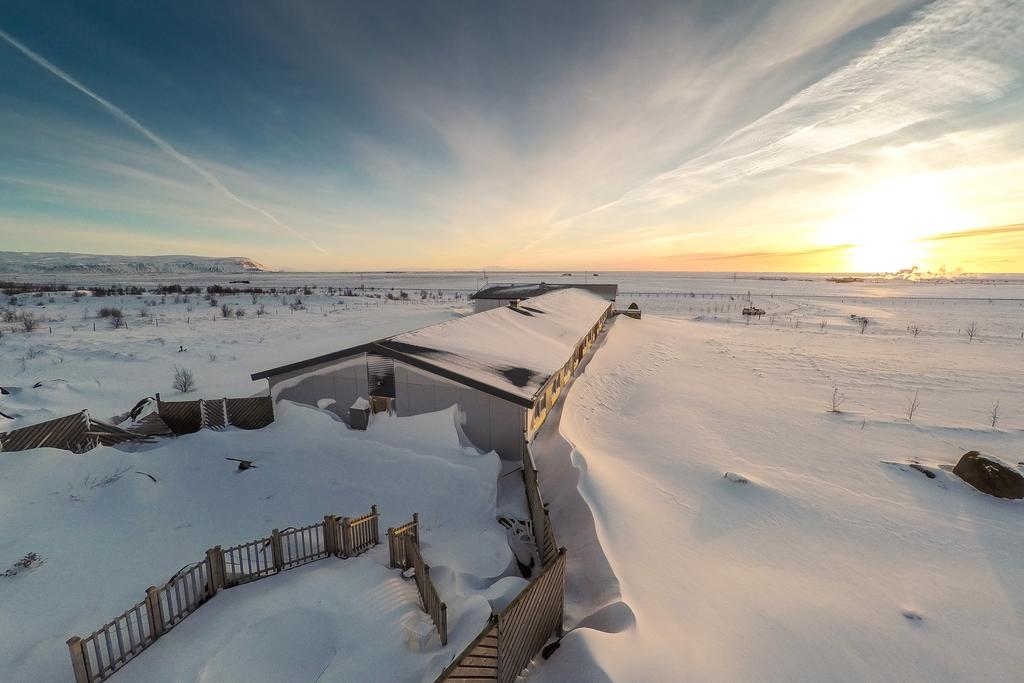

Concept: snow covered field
[[533, 298, 1024, 682], [1, 273, 1022, 682]]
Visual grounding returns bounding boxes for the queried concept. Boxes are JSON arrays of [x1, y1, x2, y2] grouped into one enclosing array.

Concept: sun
[[819, 177, 976, 273]]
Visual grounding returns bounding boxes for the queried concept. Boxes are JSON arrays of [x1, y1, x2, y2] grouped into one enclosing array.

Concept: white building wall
[[395, 363, 525, 460], [268, 354, 368, 424]]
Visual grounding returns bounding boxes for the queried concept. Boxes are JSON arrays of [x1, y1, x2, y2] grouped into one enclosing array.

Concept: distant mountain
[[0, 252, 267, 274]]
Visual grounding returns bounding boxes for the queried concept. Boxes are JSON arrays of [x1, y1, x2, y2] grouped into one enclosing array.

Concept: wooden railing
[[405, 535, 449, 646], [524, 447, 559, 568], [387, 513, 447, 646], [387, 513, 420, 569], [436, 548, 566, 683], [342, 506, 381, 557], [67, 505, 380, 683]]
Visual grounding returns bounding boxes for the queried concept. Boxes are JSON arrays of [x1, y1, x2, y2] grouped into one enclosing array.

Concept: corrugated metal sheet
[[0, 411, 149, 453], [0, 411, 91, 453], [157, 399, 202, 435], [224, 397, 274, 430], [128, 412, 175, 438]]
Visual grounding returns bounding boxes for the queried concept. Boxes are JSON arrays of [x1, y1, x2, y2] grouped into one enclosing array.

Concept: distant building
[[251, 288, 613, 460], [470, 282, 618, 313]]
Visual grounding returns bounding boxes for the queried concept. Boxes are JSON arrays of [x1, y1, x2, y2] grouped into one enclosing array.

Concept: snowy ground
[[2, 273, 1023, 682], [0, 402, 525, 682], [533, 304, 1024, 682], [0, 288, 460, 428]]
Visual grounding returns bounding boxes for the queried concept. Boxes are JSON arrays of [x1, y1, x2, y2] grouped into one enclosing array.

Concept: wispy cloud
[[918, 222, 1024, 242], [0, 26, 329, 255], [564, 0, 1024, 226]]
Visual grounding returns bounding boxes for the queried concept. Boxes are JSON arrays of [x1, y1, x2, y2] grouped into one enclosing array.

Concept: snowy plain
[[1, 272, 1022, 682]]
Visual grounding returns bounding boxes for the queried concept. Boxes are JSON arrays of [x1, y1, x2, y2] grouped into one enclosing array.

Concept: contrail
[[0, 27, 328, 255]]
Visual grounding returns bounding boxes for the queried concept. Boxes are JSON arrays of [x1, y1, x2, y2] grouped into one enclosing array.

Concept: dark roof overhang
[[251, 340, 535, 408]]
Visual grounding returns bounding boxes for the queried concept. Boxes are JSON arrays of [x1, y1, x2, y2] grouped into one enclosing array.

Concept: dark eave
[[250, 342, 379, 381], [374, 341, 535, 408], [251, 339, 535, 408]]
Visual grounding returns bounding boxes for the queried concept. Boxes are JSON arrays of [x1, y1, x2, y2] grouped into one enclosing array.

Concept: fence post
[[66, 636, 90, 683], [370, 504, 380, 545], [145, 586, 165, 638], [270, 529, 284, 571], [205, 546, 225, 594], [439, 602, 448, 646], [412, 512, 420, 546], [386, 526, 396, 568], [323, 515, 338, 556], [340, 517, 352, 558]]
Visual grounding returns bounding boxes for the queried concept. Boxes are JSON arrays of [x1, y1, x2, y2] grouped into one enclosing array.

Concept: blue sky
[[1, 0, 1023, 271]]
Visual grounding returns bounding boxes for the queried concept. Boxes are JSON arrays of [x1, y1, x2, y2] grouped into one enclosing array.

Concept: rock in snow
[[723, 471, 750, 484], [952, 451, 1024, 499]]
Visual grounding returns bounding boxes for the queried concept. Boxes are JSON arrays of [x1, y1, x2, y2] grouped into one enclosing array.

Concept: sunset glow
[[1, 1, 1022, 272]]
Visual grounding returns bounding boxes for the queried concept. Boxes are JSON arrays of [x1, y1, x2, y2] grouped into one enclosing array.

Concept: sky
[[1, 0, 1023, 273]]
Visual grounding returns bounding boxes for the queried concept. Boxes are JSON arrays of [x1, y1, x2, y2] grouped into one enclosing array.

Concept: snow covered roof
[[252, 288, 613, 407], [470, 282, 618, 301]]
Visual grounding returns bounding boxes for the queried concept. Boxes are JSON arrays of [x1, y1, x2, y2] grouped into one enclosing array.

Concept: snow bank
[[533, 314, 1024, 682]]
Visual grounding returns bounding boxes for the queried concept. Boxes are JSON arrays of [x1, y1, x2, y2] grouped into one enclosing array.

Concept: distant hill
[[0, 252, 267, 274]]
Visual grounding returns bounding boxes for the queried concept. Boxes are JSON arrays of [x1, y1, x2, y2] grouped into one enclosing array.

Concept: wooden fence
[[436, 548, 566, 683], [155, 394, 274, 435], [67, 505, 380, 683], [524, 447, 559, 568], [387, 513, 447, 646], [387, 513, 420, 570]]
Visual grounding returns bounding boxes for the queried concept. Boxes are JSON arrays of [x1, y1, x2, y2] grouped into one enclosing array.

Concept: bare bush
[[905, 390, 920, 421], [990, 400, 1000, 428], [909, 325, 920, 338], [829, 385, 846, 413], [172, 365, 196, 393], [98, 306, 123, 318], [235, 308, 246, 318], [2, 552, 45, 577], [966, 321, 978, 342], [220, 303, 232, 318], [21, 313, 38, 333], [109, 315, 124, 329]]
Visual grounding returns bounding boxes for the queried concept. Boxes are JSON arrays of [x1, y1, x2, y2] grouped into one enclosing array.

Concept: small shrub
[[2, 552, 45, 577], [21, 313, 38, 333], [905, 390, 920, 421], [829, 385, 846, 413], [98, 306, 123, 319], [172, 365, 196, 393]]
